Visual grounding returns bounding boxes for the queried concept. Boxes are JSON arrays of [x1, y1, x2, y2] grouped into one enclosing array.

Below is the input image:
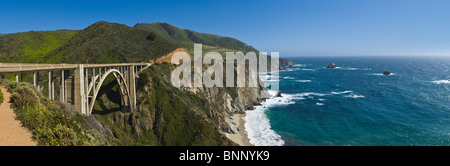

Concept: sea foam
[[369, 73, 396, 76], [244, 90, 295, 146], [343, 94, 365, 99], [431, 80, 450, 84], [331, 90, 353, 94], [295, 80, 312, 83]]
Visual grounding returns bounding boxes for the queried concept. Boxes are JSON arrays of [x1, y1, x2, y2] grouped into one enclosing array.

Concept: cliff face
[[133, 62, 268, 143], [91, 62, 269, 145]]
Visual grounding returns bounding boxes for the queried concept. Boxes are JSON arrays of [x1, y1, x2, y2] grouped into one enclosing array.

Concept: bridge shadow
[[91, 77, 125, 115]]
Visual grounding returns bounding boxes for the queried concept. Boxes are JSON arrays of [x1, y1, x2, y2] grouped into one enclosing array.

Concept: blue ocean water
[[253, 56, 450, 146]]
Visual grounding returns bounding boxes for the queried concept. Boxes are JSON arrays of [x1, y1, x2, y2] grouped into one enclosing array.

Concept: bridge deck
[[0, 63, 151, 74]]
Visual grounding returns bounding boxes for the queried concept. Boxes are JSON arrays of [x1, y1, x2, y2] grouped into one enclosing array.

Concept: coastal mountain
[[0, 21, 291, 145]]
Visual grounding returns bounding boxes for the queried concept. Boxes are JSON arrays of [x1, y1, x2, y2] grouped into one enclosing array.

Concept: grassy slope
[[134, 22, 258, 55], [45, 21, 180, 64], [0, 30, 78, 63], [134, 22, 294, 68]]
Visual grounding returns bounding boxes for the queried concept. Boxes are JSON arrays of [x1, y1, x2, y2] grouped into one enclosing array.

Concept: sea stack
[[275, 91, 283, 97], [326, 63, 337, 68], [383, 71, 391, 75]]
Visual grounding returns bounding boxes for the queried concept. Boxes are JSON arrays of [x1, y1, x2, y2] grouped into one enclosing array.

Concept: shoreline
[[225, 112, 253, 146]]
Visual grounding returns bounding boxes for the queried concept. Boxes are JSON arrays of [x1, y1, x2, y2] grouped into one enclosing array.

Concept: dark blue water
[[265, 56, 450, 146]]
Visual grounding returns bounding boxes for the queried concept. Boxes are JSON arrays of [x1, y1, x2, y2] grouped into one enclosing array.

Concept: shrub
[[0, 78, 9, 86], [10, 86, 40, 108], [7, 81, 26, 93], [0, 88, 3, 105], [9, 83, 103, 146]]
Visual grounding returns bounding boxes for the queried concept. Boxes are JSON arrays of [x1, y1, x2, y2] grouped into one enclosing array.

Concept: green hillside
[[135, 22, 294, 69], [0, 30, 78, 63], [45, 21, 180, 63], [134, 22, 258, 54]]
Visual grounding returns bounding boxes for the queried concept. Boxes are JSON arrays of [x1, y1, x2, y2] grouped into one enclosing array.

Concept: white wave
[[293, 64, 309, 67], [369, 73, 396, 76], [294, 92, 327, 97], [331, 90, 353, 94], [341, 67, 359, 70], [431, 80, 450, 84], [318, 98, 326, 101], [316, 103, 325, 106], [343, 94, 365, 99], [244, 107, 285, 146], [283, 76, 295, 79], [295, 80, 312, 83], [244, 90, 291, 146], [301, 69, 314, 71], [267, 90, 304, 102]]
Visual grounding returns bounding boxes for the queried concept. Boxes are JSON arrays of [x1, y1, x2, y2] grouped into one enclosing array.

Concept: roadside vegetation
[[1, 79, 104, 146], [0, 86, 3, 105]]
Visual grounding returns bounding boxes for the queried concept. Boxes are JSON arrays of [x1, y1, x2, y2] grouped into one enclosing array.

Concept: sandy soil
[[0, 87, 37, 146], [225, 112, 253, 146]]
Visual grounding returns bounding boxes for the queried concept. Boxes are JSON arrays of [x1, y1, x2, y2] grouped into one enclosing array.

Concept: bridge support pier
[[129, 65, 136, 110], [48, 71, 53, 100], [74, 65, 86, 115], [33, 72, 37, 86], [60, 70, 65, 102]]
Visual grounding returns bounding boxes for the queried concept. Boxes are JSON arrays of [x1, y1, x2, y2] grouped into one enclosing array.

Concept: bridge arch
[[87, 68, 132, 115]]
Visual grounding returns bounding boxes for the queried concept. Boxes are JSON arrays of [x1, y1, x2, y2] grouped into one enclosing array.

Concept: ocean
[[244, 56, 450, 146]]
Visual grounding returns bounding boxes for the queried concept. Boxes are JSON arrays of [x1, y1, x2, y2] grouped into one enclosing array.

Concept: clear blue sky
[[1, 0, 450, 56]]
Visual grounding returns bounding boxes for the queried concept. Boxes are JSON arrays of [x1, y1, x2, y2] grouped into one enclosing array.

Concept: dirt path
[[0, 87, 37, 146]]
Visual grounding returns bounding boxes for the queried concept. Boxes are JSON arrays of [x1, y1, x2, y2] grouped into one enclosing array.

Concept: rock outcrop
[[275, 91, 282, 97], [326, 63, 337, 68], [150, 48, 191, 64], [279, 58, 295, 70]]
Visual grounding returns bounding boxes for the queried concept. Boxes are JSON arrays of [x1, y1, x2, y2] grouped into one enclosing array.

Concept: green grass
[[45, 21, 180, 64], [134, 22, 259, 54], [0, 30, 78, 63]]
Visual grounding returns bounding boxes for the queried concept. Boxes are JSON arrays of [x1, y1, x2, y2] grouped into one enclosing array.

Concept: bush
[[9, 83, 103, 146], [0, 78, 9, 86], [0, 88, 3, 105], [7, 81, 26, 93], [10, 86, 40, 108]]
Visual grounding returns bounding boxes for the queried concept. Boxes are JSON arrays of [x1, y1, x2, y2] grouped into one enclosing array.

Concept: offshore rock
[[326, 63, 337, 68]]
